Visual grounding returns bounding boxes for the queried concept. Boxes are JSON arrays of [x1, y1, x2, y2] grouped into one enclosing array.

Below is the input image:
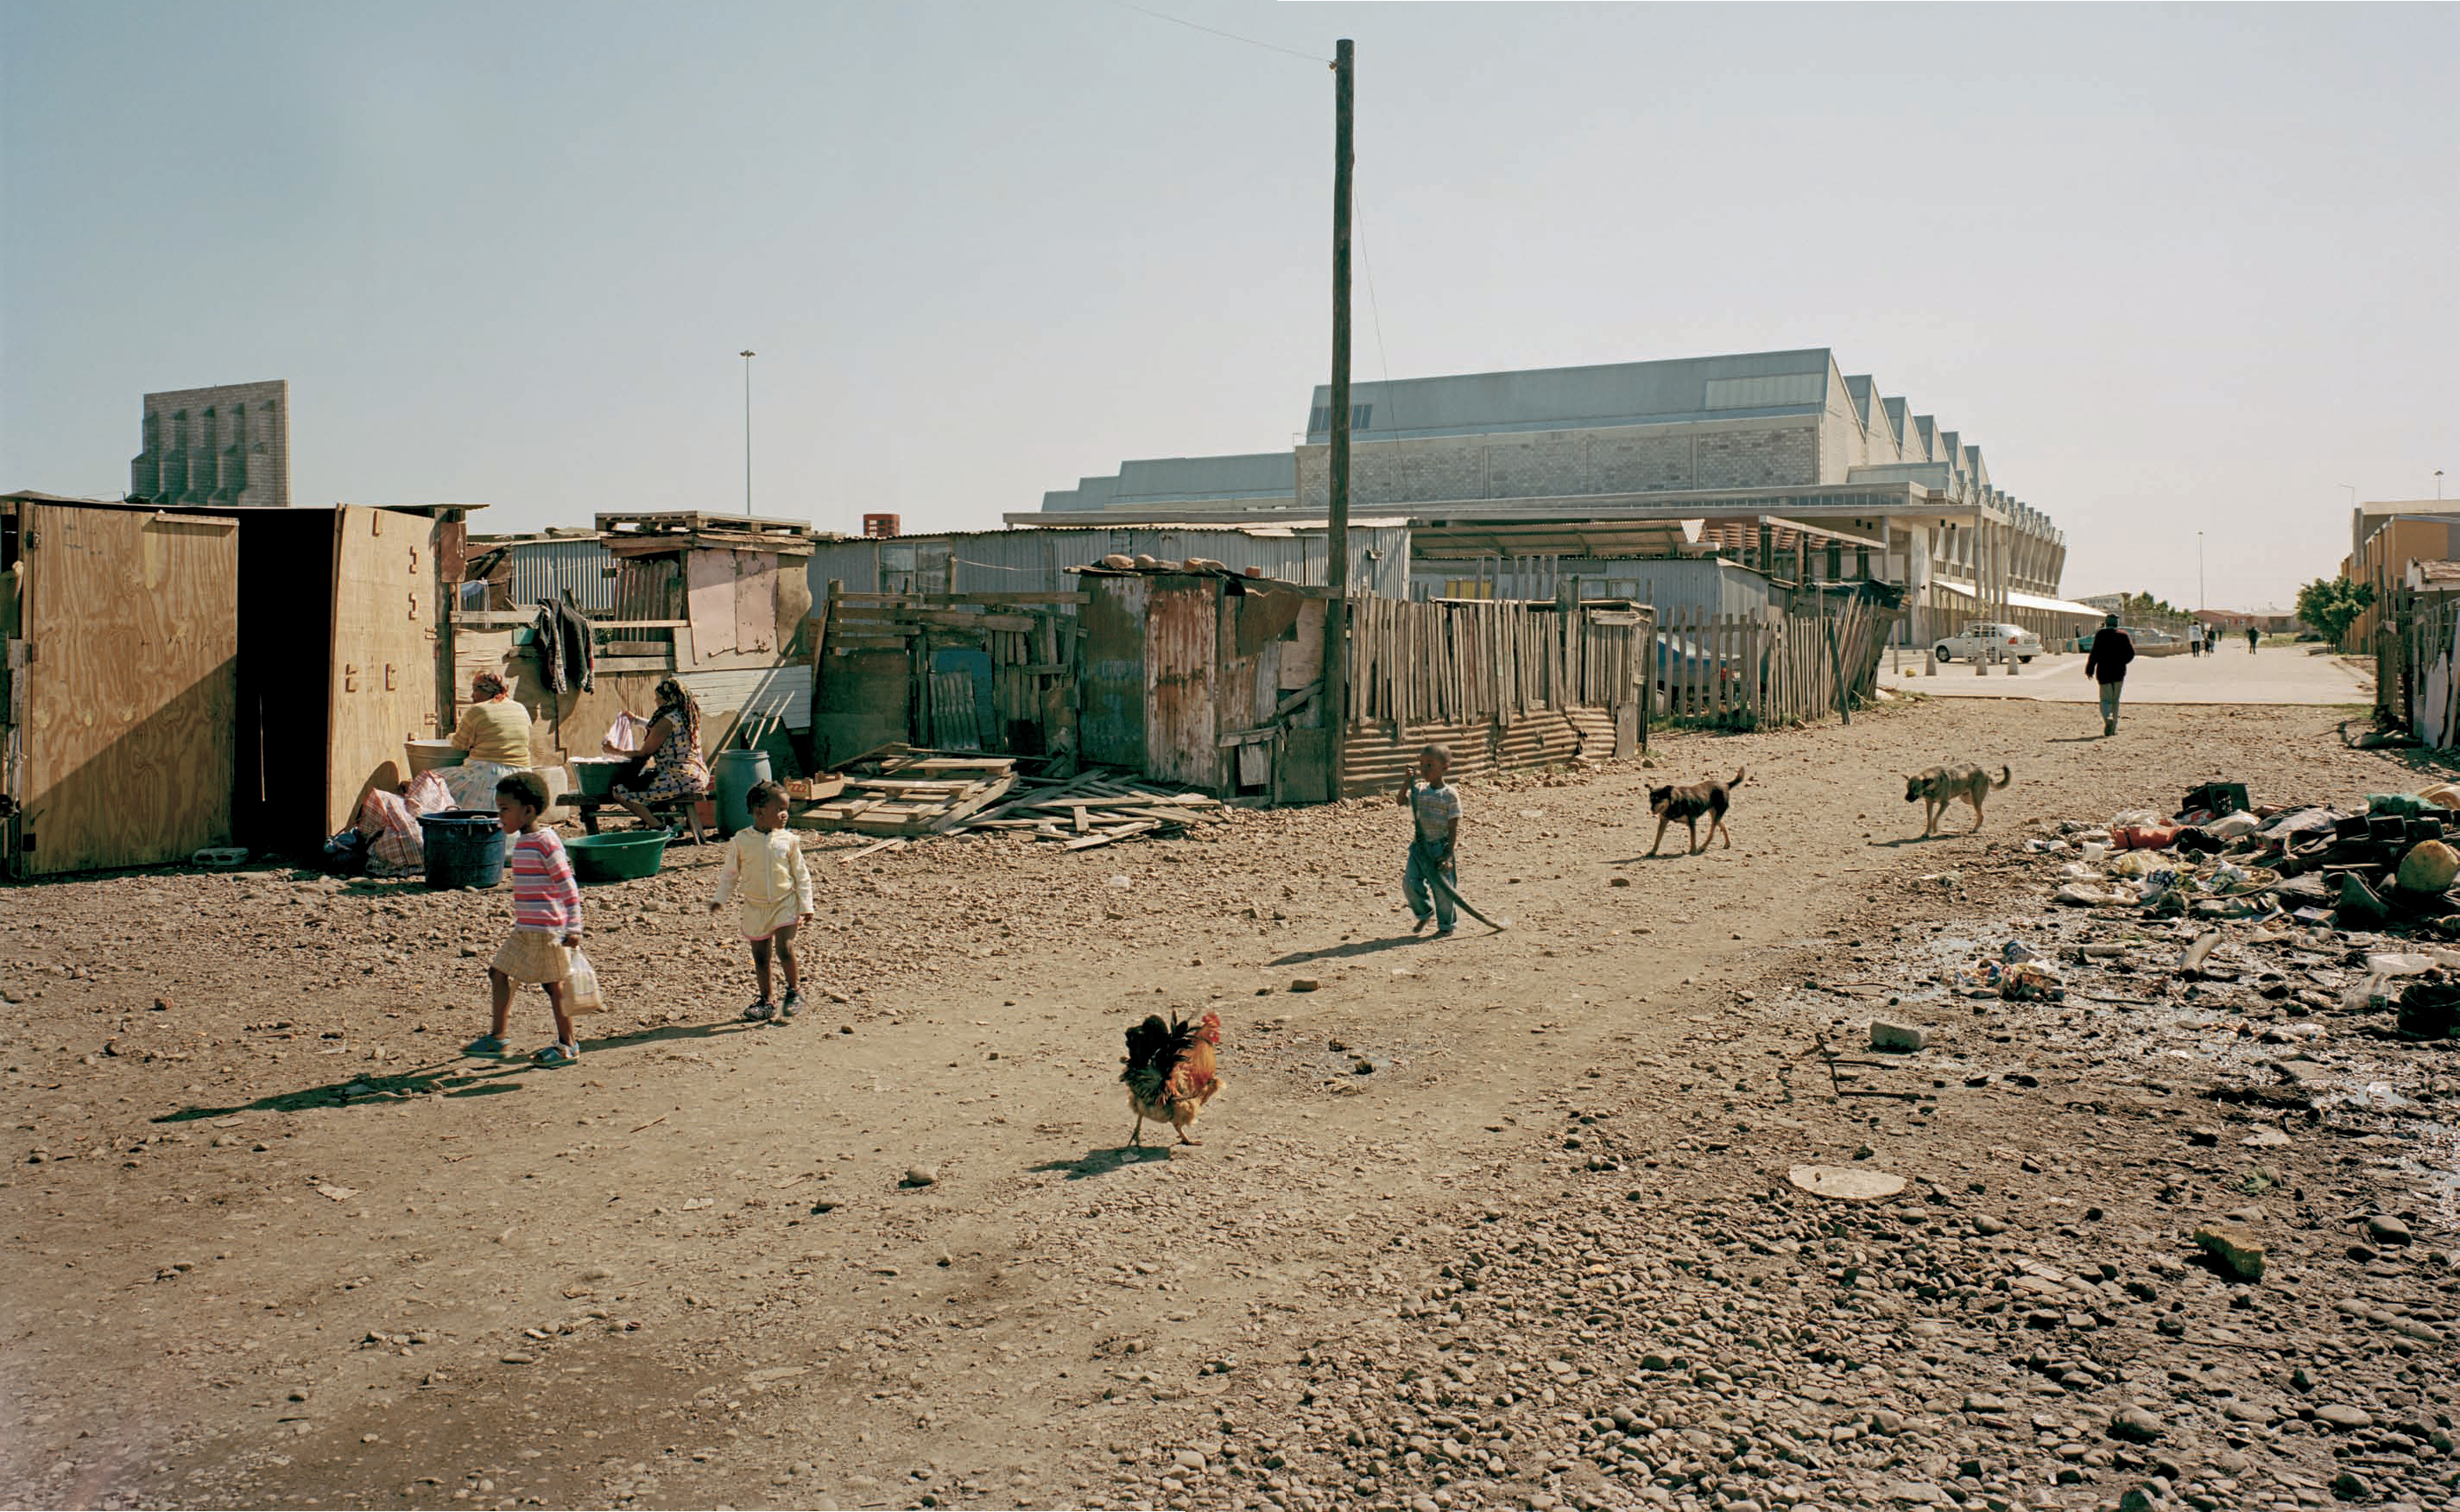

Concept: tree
[[2295, 575, 2375, 645]]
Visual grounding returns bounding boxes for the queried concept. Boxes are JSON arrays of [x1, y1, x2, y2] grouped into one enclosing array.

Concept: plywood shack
[[1, 494, 241, 876], [1076, 569, 1334, 802], [809, 586, 1083, 769], [451, 511, 819, 779]]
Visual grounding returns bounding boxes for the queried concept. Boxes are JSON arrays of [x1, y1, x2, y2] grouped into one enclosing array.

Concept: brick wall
[[131, 379, 290, 509]]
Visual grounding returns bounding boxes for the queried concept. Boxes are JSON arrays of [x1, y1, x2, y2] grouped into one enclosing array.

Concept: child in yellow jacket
[[710, 781, 814, 1021]]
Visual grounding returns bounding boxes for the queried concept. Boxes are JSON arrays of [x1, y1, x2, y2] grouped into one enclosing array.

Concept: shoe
[[1411, 914, 1434, 934], [532, 1041, 579, 1067], [1432, 927, 1457, 939], [743, 1001, 777, 1022], [780, 990, 803, 1019], [462, 1034, 507, 1057]]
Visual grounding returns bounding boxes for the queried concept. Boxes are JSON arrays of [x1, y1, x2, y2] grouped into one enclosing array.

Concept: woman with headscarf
[[604, 677, 711, 830], [444, 671, 535, 808]]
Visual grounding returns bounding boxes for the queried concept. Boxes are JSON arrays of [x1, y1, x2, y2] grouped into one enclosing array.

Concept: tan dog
[[1647, 767, 1748, 855], [1905, 762, 2012, 836]]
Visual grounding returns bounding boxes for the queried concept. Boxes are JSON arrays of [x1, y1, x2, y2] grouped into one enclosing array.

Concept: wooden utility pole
[[1324, 37, 1355, 798]]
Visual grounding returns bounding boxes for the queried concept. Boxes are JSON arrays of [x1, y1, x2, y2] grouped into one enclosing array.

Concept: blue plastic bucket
[[418, 810, 505, 890], [713, 749, 772, 837]]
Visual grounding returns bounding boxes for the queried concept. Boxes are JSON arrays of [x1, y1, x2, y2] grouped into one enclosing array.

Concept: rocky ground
[[6, 693, 2457, 1512]]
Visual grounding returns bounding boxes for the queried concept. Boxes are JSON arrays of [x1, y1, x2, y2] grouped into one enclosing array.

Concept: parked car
[[1932, 621, 2043, 664], [1654, 633, 1743, 714]]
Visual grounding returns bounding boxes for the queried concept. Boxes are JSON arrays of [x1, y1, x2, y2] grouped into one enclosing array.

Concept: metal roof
[[1301, 348, 1836, 443]]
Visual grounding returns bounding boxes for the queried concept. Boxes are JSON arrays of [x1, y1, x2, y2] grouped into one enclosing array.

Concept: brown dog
[[1647, 767, 1748, 855], [1905, 762, 2012, 836]]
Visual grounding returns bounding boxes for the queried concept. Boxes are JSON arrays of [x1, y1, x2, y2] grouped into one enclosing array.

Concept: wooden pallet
[[789, 744, 1228, 852]]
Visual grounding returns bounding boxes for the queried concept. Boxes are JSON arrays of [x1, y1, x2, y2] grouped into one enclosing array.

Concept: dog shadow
[[2047, 734, 2108, 743], [1869, 834, 1949, 848]]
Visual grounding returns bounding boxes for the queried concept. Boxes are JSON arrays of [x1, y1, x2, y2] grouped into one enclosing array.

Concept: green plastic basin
[[566, 830, 668, 883]]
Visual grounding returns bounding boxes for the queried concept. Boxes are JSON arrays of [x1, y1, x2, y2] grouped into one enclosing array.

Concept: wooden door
[[14, 504, 238, 874], [326, 506, 441, 832]]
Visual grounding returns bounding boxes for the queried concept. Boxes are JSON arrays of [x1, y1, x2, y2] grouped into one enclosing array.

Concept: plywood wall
[[16, 505, 238, 874], [326, 506, 444, 832]]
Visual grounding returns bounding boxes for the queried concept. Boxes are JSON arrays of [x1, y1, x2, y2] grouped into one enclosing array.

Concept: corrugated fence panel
[[676, 663, 813, 734], [499, 540, 620, 612]]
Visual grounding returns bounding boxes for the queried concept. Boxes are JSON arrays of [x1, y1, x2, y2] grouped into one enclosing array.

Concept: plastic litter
[[2369, 793, 2425, 819], [2000, 959, 2065, 1001], [2111, 809, 2162, 830], [2002, 939, 2040, 963], [2204, 812, 2260, 840]]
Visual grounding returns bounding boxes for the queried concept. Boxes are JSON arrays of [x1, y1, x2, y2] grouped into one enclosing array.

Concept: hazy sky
[[3, 3, 2453, 609]]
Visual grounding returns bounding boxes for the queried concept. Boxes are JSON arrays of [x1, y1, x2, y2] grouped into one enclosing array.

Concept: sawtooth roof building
[[1023, 348, 2090, 645]]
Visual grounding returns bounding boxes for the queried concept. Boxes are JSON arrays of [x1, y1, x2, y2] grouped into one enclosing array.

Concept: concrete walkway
[[1876, 641, 2372, 705]]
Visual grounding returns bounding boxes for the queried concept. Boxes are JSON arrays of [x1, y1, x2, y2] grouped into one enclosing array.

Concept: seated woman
[[604, 677, 711, 831], [445, 672, 535, 808]]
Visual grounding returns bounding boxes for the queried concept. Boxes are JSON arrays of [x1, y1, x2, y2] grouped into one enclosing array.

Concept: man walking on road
[[2085, 613, 2135, 737], [2247, 625, 2260, 654], [2188, 622, 2203, 657]]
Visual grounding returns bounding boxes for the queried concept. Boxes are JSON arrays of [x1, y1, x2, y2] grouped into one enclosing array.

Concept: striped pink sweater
[[509, 828, 582, 934]]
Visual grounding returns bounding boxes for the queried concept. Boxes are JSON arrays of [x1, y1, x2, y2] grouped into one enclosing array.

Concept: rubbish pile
[[793, 744, 1231, 857], [2027, 775, 2460, 1041]]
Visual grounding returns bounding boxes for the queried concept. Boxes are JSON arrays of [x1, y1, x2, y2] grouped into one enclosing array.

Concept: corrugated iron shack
[[451, 511, 818, 776], [809, 585, 1081, 769], [1076, 568, 1336, 802]]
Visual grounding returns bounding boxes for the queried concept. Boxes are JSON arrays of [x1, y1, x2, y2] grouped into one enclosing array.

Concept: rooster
[[1120, 1010, 1224, 1147]]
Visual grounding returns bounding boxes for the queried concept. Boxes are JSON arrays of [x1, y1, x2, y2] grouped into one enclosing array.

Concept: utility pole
[[1323, 37, 1354, 799], [740, 350, 756, 515]]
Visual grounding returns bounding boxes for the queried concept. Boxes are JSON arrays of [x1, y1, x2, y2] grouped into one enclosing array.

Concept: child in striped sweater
[[463, 772, 587, 1067]]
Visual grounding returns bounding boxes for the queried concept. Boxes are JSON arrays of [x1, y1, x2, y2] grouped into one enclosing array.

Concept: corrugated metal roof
[[1302, 349, 1835, 442], [809, 524, 1409, 602]]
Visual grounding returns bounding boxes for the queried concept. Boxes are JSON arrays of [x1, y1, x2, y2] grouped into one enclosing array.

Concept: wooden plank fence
[[1343, 598, 1648, 729], [1653, 595, 1896, 731]]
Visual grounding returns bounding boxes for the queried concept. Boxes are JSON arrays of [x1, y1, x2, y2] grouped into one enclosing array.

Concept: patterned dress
[[613, 701, 711, 805]]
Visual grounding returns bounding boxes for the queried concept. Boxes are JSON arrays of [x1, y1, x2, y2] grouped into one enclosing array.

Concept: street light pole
[[2198, 530, 2205, 613], [739, 350, 756, 516]]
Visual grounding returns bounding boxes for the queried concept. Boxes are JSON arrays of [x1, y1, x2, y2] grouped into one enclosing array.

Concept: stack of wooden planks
[[791, 744, 1228, 857], [792, 750, 1019, 838], [954, 767, 1231, 851]]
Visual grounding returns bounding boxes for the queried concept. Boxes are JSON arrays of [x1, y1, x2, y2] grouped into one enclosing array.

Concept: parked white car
[[1932, 621, 2043, 664]]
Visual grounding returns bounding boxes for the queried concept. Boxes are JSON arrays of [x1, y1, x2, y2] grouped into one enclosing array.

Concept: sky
[[3, 3, 2454, 611]]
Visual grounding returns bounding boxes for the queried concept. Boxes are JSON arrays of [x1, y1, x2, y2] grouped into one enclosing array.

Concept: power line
[[1112, 2, 1330, 64], [1355, 187, 1400, 443]]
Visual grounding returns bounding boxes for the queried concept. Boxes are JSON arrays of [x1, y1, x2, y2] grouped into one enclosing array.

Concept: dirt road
[[4, 696, 2452, 1512]]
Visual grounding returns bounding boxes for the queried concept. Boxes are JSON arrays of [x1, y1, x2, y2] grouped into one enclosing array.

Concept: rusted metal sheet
[[1078, 575, 1149, 769], [1143, 575, 1218, 789]]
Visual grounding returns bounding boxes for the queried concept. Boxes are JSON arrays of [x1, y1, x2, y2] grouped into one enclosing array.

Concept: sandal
[[463, 1034, 508, 1057], [532, 1042, 579, 1067], [743, 1001, 777, 1022]]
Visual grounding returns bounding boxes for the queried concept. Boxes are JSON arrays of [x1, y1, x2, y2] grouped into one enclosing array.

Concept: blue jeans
[[1404, 841, 1457, 931], [2098, 680, 2123, 730]]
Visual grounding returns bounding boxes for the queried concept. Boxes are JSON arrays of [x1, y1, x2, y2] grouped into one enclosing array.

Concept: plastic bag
[[604, 712, 647, 754], [406, 770, 452, 814], [565, 952, 606, 1015], [2205, 812, 2260, 840], [2111, 809, 2162, 830]]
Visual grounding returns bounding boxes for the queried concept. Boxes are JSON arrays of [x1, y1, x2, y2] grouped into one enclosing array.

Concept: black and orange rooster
[[1120, 1010, 1224, 1147]]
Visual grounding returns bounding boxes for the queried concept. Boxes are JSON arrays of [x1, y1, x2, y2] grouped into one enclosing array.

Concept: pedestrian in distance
[[465, 771, 586, 1066], [2247, 624, 2260, 654], [711, 780, 814, 1022], [1397, 743, 1463, 939], [2084, 613, 2136, 738], [2187, 622, 2202, 657]]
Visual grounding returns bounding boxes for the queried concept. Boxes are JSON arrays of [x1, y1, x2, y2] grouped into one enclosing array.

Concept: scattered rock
[[1869, 1020, 1928, 1052], [2367, 1214, 2413, 1246], [2314, 1404, 2374, 1431], [1289, 978, 1320, 993], [2193, 1221, 2266, 1281], [901, 1166, 939, 1188], [2109, 1406, 2164, 1442]]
